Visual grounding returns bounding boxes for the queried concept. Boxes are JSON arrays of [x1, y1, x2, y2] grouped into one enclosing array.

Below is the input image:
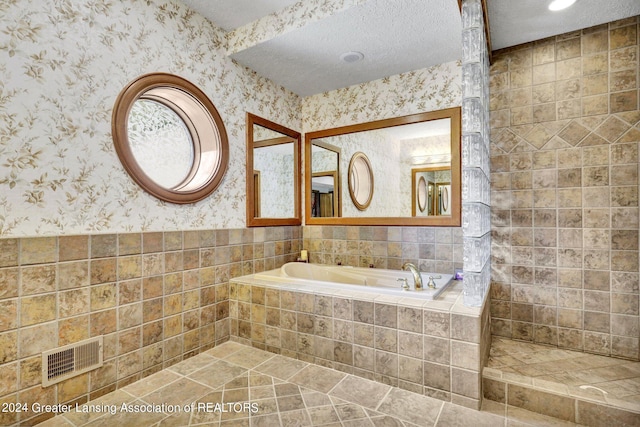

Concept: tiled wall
[[229, 278, 491, 410], [303, 226, 463, 274], [489, 17, 640, 360], [0, 227, 300, 426]]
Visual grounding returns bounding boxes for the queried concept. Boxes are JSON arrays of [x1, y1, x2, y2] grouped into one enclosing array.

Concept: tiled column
[[461, 0, 491, 307]]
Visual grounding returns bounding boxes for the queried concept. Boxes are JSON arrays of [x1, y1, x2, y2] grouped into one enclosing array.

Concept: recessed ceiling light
[[548, 0, 576, 11], [340, 51, 364, 63]]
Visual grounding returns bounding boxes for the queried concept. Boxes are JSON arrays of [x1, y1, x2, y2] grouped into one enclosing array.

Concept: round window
[[112, 73, 229, 204]]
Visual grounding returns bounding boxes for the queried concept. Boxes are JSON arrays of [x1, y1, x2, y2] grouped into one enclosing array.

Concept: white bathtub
[[254, 262, 453, 300]]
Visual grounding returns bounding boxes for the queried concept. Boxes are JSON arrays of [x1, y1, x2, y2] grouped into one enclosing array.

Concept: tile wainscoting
[[0, 227, 300, 426]]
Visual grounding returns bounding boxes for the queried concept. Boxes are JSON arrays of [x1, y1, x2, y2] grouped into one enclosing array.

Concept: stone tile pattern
[[37, 341, 515, 427], [485, 337, 640, 415], [0, 227, 300, 426], [303, 225, 463, 275], [228, 281, 490, 411], [462, 0, 493, 307], [489, 17, 640, 360]]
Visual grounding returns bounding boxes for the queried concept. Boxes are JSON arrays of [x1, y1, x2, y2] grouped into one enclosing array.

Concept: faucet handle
[[397, 278, 410, 291], [427, 276, 437, 289]]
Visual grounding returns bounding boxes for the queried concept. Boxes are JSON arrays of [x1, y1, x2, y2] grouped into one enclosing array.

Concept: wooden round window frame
[[112, 73, 229, 204], [348, 152, 374, 211]]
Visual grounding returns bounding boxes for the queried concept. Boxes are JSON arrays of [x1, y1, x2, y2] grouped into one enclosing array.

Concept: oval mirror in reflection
[[417, 176, 427, 212], [112, 73, 229, 204], [128, 99, 194, 189], [348, 152, 373, 210]]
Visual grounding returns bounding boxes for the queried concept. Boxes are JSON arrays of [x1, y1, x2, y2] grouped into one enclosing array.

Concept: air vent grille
[[42, 337, 103, 387]]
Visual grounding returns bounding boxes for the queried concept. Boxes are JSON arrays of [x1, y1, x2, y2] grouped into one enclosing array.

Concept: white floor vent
[[42, 336, 103, 387]]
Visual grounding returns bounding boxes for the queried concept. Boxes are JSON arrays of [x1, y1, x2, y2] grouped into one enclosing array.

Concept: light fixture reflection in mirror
[[112, 73, 229, 204], [348, 152, 373, 210], [246, 113, 301, 227], [305, 107, 461, 226]]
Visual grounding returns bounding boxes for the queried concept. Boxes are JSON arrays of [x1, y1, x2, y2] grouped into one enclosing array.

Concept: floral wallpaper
[[226, 0, 368, 55], [0, 0, 461, 238], [253, 149, 295, 218], [301, 60, 461, 132], [0, 0, 301, 236]]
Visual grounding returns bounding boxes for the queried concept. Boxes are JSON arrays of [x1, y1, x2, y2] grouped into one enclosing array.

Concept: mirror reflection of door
[[253, 171, 261, 217], [412, 167, 451, 217], [310, 141, 341, 217], [311, 171, 339, 217]]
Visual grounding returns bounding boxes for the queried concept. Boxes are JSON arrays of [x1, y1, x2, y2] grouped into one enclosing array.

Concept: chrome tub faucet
[[401, 262, 423, 291]]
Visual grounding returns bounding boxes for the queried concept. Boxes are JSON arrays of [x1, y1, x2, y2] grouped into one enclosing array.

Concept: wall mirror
[[112, 73, 229, 204], [412, 166, 451, 217], [348, 152, 374, 210], [305, 107, 461, 226], [246, 113, 301, 227]]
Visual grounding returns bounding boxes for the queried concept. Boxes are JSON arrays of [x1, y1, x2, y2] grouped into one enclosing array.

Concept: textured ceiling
[[179, 0, 640, 96], [488, 0, 640, 50], [230, 0, 462, 96]]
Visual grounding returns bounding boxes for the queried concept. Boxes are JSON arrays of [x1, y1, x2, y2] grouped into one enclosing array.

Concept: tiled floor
[[38, 341, 579, 427], [485, 337, 640, 413]]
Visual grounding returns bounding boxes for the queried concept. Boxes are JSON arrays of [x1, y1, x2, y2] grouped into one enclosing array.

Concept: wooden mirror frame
[[246, 113, 302, 227], [112, 73, 229, 204], [305, 107, 461, 226]]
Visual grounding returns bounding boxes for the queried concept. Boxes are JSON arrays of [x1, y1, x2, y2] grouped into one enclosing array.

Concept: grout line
[[432, 400, 445, 426], [373, 384, 394, 412]]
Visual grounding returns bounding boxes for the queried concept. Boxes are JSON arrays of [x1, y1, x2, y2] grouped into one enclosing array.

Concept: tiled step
[[483, 370, 640, 427]]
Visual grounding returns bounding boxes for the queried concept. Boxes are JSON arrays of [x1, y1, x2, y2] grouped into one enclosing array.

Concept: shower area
[[481, 9, 640, 424]]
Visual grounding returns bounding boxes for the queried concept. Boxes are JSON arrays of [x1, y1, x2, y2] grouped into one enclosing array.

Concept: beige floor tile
[[329, 375, 391, 409], [61, 389, 134, 426], [205, 341, 246, 359], [83, 400, 166, 427], [369, 415, 406, 426], [224, 347, 275, 368], [141, 377, 212, 407], [377, 388, 443, 426], [122, 369, 182, 397], [437, 402, 505, 426], [253, 355, 309, 380], [334, 402, 369, 421], [189, 359, 248, 388], [251, 413, 281, 427], [166, 353, 217, 375], [288, 364, 347, 393], [506, 405, 579, 426], [36, 416, 75, 426]]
